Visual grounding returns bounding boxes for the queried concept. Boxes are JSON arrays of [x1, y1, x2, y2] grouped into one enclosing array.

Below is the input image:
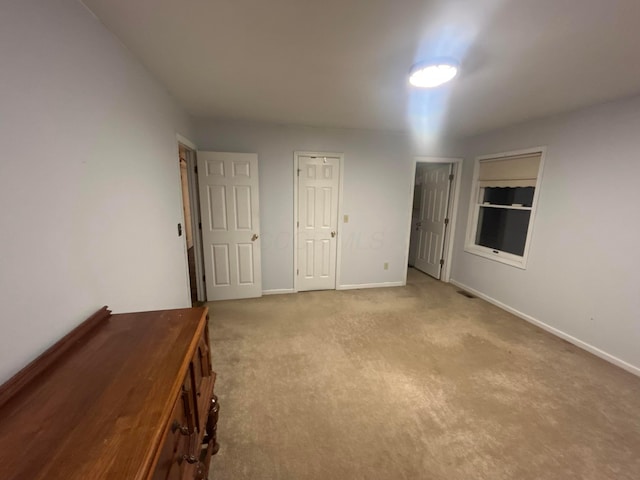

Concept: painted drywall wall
[[450, 95, 640, 373], [0, 0, 194, 383], [194, 119, 454, 291]]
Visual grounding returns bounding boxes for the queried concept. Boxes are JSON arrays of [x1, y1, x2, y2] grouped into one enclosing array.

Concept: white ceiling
[[82, 0, 640, 137]]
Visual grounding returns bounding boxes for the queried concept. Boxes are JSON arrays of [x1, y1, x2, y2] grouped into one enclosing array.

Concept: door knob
[[331, 231, 336, 238], [251, 234, 259, 241]]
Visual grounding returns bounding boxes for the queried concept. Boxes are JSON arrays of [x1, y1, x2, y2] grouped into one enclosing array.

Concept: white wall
[[0, 0, 194, 383], [194, 119, 453, 291], [451, 95, 640, 374]]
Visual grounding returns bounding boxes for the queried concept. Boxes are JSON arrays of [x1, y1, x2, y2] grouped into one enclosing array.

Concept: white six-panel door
[[296, 154, 341, 291], [197, 152, 262, 300], [415, 163, 452, 279]]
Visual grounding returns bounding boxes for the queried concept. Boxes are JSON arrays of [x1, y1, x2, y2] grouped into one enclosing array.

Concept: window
[[464, 148, 545, 268]]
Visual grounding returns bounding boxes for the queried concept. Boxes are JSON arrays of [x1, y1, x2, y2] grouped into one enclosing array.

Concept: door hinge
[[448, 173, 454, 181], [439, 259, 445, 266], [202, 274, 206, 281], [296, 269, 299, 275], [297, 169, 301, 177], [296, 221, 299, 228], [444, 218, 449, 225], [194, 165, 198, 174]]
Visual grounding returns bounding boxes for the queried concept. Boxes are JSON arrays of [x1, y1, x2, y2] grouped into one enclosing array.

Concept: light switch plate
[[343, 215, 349, 223]]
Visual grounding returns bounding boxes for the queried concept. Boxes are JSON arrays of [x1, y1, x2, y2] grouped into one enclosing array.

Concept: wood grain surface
[[0, 307, 209, 480], [0, 306, 112, 409]]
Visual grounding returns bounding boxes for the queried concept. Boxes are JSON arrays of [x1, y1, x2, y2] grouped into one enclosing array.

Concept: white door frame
[[403, 156, 463, 283], [293, 151, 345, 292], [176, 133, 206, 303]]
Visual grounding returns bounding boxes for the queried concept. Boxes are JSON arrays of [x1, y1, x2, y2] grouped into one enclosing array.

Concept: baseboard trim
[[262, 289, 295, 296], [337, 281, 404, 291], [449, 279, 640, 378]]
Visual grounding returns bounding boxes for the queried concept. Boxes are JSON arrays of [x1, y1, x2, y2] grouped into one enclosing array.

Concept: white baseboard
[[337, 281, 404, 291], [449, 279, 640, 378], [262, 288, 295, 296]]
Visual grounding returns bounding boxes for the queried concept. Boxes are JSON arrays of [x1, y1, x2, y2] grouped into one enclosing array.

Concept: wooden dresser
[[0, 306, 219, 480]]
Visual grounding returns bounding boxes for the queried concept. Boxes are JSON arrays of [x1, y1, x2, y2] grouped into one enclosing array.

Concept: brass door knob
[[251, 234, 259, 241], [331, 231, 336, 238]]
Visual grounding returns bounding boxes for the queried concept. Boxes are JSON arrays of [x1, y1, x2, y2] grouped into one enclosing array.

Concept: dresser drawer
[[154, 323, 217, 480], [153, 377, 199, 480], [191, 324, 215, 434]]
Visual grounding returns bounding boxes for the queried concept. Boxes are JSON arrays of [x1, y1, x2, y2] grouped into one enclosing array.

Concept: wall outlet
[[384, 262, 389, 270]]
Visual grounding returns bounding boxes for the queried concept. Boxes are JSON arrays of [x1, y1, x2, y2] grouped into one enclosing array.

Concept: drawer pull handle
[[171, 421, 189, 436], [181, 429, 199, 465], [183, 454, 199, 464]]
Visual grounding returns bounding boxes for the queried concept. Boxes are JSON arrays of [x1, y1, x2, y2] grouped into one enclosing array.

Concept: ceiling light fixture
[[409, 60, 459, 88]]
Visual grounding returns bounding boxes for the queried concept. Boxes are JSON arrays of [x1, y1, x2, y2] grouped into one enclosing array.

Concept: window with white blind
[[464, 148, 545, 268]]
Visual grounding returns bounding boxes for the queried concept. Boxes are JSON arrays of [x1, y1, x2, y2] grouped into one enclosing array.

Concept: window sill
[[480, 203, 532, 211], [464, 244, 528, 269]]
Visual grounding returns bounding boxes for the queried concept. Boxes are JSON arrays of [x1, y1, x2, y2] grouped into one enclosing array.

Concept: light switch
[[343, 214, 349, 223]]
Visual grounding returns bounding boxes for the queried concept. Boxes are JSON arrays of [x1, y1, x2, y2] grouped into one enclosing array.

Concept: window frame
[[464, 146, 546, 269]]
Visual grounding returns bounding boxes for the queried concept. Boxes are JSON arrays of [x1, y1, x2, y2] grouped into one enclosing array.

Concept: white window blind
[[478, 153, 542, 188]]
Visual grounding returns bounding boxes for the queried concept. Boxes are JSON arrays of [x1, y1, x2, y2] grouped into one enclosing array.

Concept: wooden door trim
[[293, 151, 345, 293]]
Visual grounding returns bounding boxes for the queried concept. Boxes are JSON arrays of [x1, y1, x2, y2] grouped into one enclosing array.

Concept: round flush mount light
[[409, 60, 459, 88]]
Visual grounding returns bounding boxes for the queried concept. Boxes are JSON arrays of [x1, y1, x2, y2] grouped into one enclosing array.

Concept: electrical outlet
[[384, 262, 389, 270]]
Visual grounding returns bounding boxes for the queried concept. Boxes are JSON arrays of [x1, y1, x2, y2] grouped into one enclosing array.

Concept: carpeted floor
[[207, 268, 640, 480]]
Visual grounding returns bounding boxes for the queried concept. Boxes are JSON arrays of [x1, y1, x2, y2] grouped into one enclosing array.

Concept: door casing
[[293, 151, 345, 292], [403, 156, 463, 283], [176, 134, 206, 303]]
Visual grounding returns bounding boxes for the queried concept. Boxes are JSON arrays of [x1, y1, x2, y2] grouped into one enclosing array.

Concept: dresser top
[[0, 307, 208, 480]]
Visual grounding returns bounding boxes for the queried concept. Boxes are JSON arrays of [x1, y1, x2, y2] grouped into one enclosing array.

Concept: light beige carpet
[[207, 269, 640, 479]]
